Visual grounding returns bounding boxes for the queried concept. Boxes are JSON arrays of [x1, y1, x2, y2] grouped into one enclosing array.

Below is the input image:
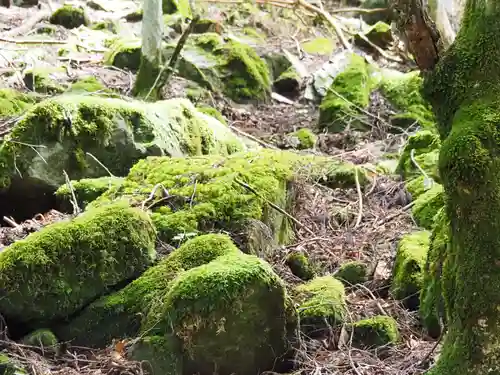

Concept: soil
[[0, 1, 439, 375]]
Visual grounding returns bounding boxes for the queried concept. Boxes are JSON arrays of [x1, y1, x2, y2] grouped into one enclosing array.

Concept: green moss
[[55, 176, 124, 211], [0, 89, 36, 117], [0, 202, 156, 324], [360, 0, 392, 25], [144, 252, 296, 375], [0, 95, 244, 189], [21, 329, 58, 347], [274, 67, 301, 97], [92, 150, 327, 244], [49, 5, 89, 29], [0, 354, 27, 375], [420, 208, 448, 339], [390, 231, 430, 310], [379, 71, 436, 131], [91, 20, 118, 33], [295, 276, 347, 334], [196, 106, 227, 125], [129, 335, 182, 375], [354, 21, 393, 51], [289, 128, 316, 150], [396, 130, 441, 180], [285, 251, 315, 280], [192, 18, 221, 34], [301, 37, 335, 55], [264, 52, 291, 81], [412, 183, 445, 229], [350, 315, 399, 349], [55, 233, 239, 347], [335, 261, 369, 285], [318, 53, 372, 132], [23, 68, 66, 94], [125, 10, 143, 22], [319, 164, 369, 189], [69, 76, 107, 93], [405, 175, 428, 200], [104, 39, 141, 71], [132, 54, 163, 100]]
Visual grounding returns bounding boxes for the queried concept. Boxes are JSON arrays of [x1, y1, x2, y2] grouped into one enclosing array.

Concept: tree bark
[[420, 0, 500, 373]]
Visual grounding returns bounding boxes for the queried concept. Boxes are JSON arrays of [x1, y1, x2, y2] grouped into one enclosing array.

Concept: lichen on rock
[[390, 231, 430, 310], [0, 202, 156, 325], [295, 276, 347, 335]]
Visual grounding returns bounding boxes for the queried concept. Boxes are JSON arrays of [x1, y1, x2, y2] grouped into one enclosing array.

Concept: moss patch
[[289, 128, 316, 150], [412, 183, 445, 229], [354, 22, 393, 51], [335, 261, 369, 285], [0, 202, 156, 325], [23, 68, 66, 94], [350, 315, 399, 349], [318, 53, 372, 132], [21, 329, 58, 347], [319, 164, 369, 189], [390, 231, 430, 310], [162, 0, 191, 16], [55, 233, 239, 347], [144, 252, 296, 375], [50, 5, 90, 29], [301, 37, 335, 55], [69, 76, 108, 93], [285, 251, 315, 280], [396, 130, 441, 181], [295, 276, 347, 335], [0, 89, 37, 118]]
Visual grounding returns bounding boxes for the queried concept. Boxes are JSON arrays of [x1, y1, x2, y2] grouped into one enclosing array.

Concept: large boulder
[[0, 202, 156, 326], [134, 252, 297, 375], [0, 95, 246, 190]]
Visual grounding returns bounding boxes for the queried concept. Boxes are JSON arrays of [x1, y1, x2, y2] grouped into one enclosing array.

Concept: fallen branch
[[353, 169, 363, 228], [234, 177, 315, 236], [228, 124, 279, 149]]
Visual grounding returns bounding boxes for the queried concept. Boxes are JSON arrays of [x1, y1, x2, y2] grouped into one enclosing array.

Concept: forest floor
[[0, 1, 439, 374]]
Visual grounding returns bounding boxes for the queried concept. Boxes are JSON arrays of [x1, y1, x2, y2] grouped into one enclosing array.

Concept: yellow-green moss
[[319, 164, 370, 189], [390, 231, 430, 310], [0, 354, 27, 375], [129, 334, 181, 375], [91, 150, 327, 244], [335, 261, 369, 285], [379, 71, 436, 130], [350, 315, 399, 349], [285, 251, 315, 280], [274, 67, 301, 97], [49, 5, 89, 29], [55, 176, 124, 211], [396, 130, 441, 180], [23, 68, 66, 94], [162, 0, 191, 16], [196, 105, 227, 125], [405, 175, 428, 200], [69, 76, 108, 93], [21, 329, 58, 347], [91, 20, 118, 33], [411, 183, 445, 229], [104, 39, 141, 71], [354, 21, 393, 51], [295, 276, 347, 334], [420, 208, 448, 339], [0, 202, 156, 325], [55, 233, 240, 347], [144, 252, 296, 375], [318, 54, 372, 132], [301, 37, 335, 55], [0, 89, 37, 117]]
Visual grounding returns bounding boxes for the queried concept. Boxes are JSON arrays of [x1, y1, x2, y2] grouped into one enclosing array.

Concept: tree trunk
[[420, 0, 500, 373]]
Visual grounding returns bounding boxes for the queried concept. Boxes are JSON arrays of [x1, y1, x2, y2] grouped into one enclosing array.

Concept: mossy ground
[[390, 231, 430, 310], [0, 202, 156, 325], [295, 276, 347, 335], [0, 89, 37, 117]]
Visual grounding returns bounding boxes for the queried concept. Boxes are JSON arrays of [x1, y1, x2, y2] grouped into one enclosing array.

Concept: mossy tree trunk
[[132, 0, 163, 100], [420, 0, 500, 373]]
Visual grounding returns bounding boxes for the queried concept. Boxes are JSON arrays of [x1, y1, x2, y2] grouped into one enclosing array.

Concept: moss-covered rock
[[192, 18, 222, 34], [295, 276, 347, 335], [0, 95, 245, 189], [335, 261, 369, 285], [349, 315, 399, 349], [142, 252, 296, 375], [49, 5, 90, 29], [162, 0, 191, 16], [354, 21, 393, 51], [396, 129, 441, 180], [128, 334, 182, 375], [378, 71, 436, 131], [21, 329, 58, 347], [412, 183, 445, 229], [405, 175, 428, 200], [319, 164, 370, 189], [23, 68, 66, 94], [195, 105, 227, 125], [0, 202, 156, 325], [0, 89, 37, 117], [286, 128, 317, 150], [286, 251, 315, 280], [104, 39, 141, 71], [56, 233, 239, 347], [91, 150, 336, 244], [91, 20, 118, 33], [55, 176, 124, 211], [390, 231, 430, 310], [274, 67, 302, 98], [69, 76, 108, 93], [420, 208, 448, 339], [318, 53, 373, 132]]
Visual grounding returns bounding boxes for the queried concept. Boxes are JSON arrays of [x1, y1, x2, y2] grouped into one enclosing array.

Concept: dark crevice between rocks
[[0, 177, 58, 225]]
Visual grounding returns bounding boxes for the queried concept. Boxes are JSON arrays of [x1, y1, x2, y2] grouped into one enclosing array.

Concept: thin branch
[[353, 169, 363, 228], [86, 152, 115, 177]]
